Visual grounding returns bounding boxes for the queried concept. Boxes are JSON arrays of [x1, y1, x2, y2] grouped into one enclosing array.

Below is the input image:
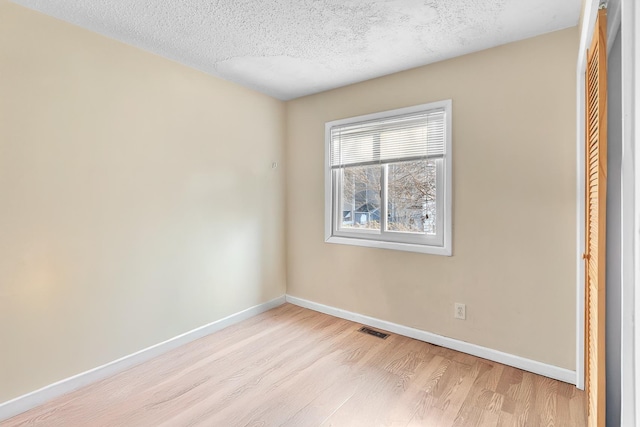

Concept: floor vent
[[358, 326, 389, 339]]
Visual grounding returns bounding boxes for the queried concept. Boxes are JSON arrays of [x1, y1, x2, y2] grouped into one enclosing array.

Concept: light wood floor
[[2, 304, 585, 426]]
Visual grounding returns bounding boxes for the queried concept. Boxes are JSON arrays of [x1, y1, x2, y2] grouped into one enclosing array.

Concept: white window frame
[[324, 100, 452, 255]]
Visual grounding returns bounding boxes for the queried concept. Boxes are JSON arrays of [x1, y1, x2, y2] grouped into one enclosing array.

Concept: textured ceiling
[[12, 0, 581, 100]]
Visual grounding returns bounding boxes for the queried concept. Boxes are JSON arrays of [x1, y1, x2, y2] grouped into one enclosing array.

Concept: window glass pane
[[340, 165, 381, 231], [387, 159, 437, 234]]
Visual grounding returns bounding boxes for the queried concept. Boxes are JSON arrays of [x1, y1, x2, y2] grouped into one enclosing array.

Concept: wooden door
[[584, 7, 607, 427]]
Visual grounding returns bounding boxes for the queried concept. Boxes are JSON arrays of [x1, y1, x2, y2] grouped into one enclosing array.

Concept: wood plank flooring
[[1, 304, 586, 426]]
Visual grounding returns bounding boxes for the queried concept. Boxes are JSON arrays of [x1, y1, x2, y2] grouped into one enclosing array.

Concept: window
[[324, 100, 452, 255]]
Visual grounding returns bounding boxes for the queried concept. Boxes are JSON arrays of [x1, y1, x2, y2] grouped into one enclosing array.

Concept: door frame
[[620, 0, 639, 424]]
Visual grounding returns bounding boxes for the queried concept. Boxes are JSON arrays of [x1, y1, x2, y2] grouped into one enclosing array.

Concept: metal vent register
[[358, 326, 389, 339]]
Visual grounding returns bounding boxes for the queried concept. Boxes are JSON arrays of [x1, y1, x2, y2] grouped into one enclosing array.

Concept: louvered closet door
[[584, 7, 607, 427]]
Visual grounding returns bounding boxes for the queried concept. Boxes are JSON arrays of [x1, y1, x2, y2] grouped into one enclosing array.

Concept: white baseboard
[[1, 293, 577, 422], [285, 295, 577, 385], [0, 295, 286, 422]]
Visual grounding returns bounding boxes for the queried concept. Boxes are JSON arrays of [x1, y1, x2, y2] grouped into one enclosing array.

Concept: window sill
[[325, 235, 452, 256]]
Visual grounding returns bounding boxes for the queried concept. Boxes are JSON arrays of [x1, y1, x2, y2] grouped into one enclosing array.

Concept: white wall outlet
[[454, 303, 466, 320]]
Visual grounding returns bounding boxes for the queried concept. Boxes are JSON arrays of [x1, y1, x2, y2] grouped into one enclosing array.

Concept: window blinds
[[330, 109, 446, 168]]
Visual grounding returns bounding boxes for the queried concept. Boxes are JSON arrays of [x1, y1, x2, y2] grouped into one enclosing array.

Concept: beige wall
[[286, 28, 579, 370], [0, 1, 285, 402]]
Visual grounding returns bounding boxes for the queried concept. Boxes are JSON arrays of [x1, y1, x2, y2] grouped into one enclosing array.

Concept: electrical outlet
[[454, 303, 466, 320]]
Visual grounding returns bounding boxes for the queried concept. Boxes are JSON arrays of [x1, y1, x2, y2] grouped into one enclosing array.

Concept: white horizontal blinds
[[330, 109, 445, 168]]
